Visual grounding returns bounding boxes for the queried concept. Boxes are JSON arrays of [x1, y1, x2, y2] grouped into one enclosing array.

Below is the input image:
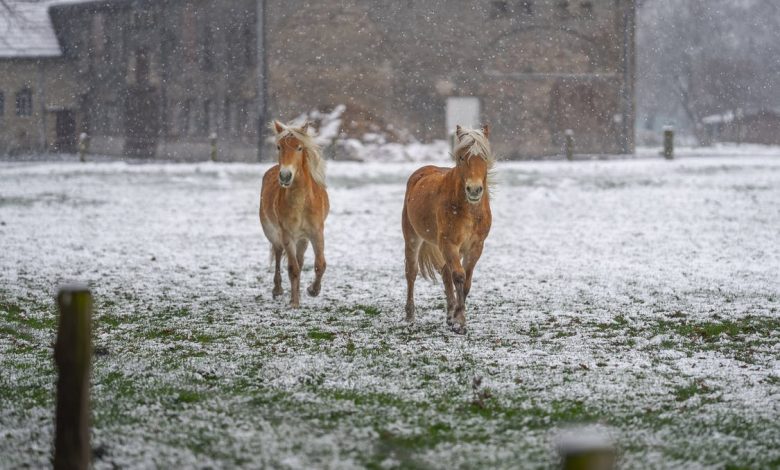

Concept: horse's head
[[454, 124, 492, 204], [272, 120, 311, 188]]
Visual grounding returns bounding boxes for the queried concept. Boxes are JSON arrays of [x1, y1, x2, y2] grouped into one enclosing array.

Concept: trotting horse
[[259, 120, 329, 307], [402, 124, 494, 334]]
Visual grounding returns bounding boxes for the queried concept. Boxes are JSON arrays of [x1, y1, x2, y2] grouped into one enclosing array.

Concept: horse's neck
[[283, 163, 313, 201], [445, 166, 467, 203]]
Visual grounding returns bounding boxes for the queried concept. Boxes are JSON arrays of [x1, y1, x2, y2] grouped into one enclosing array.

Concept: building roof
[[0, 1, 62, 58], [0, 0, 101, 59]]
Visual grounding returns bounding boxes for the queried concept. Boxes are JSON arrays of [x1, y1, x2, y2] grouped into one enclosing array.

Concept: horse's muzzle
[[466, 185, 483, 203], [279, 169, 293, 187]]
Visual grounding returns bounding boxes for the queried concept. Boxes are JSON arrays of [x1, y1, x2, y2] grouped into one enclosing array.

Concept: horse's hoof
[[307, 285, 320, 297], [446, 316, 454, 326], [405, 305, 415, 322], [451, 324, 467, 335], [272, 289, 283, 299]]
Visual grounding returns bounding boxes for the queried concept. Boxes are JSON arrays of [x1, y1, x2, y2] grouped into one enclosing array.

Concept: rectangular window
[[445, 97, 480, 136], [16, 88, 32, 117], [180, 99, 192, 136], [201, 25, 214, 72], [223, 98, 232, 133], [182, 5, 197, 63], [0, 91, 4, 121], [92, 13, 106, 59], [490, 1, 508, 18], [201, 99, 212, 135], [520, 0, 533, 15]]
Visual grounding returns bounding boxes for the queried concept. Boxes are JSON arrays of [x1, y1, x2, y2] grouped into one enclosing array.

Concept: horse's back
[[405, 165, 448, 196], [260, 164, 280, 226]]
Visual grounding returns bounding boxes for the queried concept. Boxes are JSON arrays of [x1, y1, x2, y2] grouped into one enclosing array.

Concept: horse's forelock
[[454, 127, 494, 165], [271, 122, 327, 188]]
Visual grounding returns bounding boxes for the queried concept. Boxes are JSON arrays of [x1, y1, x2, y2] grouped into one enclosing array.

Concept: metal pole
[[256, 0, 268, 162]]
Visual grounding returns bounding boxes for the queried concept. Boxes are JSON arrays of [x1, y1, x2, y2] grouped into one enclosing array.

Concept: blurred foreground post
[[564, 129, 574, 161], [663, 126, 674, 159], [78, 133, 89, 163], [54, 285, 92, 470], [558, 429, 616, 470], [209, 132, 218, 162]]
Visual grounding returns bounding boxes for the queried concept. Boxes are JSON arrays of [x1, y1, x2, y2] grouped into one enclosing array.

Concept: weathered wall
[[0, 59, 80, 154]]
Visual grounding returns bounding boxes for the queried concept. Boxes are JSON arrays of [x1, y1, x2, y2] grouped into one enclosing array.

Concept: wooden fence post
[[663, 126, 674, 159], [558, 431, 616, 470], [564, 129, 574, 161], [78, 133, 89, 163], [54, 285, 92, 470], [209, 132, 218, 162]]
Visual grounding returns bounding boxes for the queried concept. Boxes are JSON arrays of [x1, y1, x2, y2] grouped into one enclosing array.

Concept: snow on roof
[[0, 1, 63, 58]]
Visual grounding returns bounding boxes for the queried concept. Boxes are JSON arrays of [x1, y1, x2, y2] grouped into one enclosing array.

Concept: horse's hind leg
[[404, 236, 422, 322], [272, 246, 284, 299], [442, 266, 456, 326], [307, 230, 326, 297]]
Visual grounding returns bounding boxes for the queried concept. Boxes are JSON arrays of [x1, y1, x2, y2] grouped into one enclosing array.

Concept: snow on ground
[[1, 154, 779, 469]]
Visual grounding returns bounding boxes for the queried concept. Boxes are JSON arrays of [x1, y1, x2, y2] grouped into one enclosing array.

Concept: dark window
[[135, 48, 150, 84], [0, 91, 4, 120], [491, 1, 508, 18], [556, 0, 570, 15], [16, 88, 32, 117], [579, 1, 593, 16], [201, 100, 212, 134], [91, 13, 105, 59], [181, 99, 192, 136], [223, 98, 232, 133], [201, 25, 214, 71], [242, 21, 254, 67], [520, 0, 533, 15], [182, 6, 197, 63]]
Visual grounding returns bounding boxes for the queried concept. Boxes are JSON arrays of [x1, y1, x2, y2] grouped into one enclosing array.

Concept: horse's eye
[[276, 145, 281, 151], [297, 146, 303, 151]]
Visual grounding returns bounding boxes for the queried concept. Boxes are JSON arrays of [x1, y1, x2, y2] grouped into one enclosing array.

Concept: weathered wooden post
[[663, 126, 674, 159], [78, 133, 89, 163], [209, 132, 218, 162], [558, 430, 616, 470], [564, 129, 574, 161], [54, 285, 92, 470]]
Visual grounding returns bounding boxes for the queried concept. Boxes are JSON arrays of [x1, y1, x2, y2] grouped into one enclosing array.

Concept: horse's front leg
[[283, 236, 301, 308], [441, 242, 467, 334], [462, 241, 485, 300], [306, 229, 326, 297], [272, 246, 284, 299]]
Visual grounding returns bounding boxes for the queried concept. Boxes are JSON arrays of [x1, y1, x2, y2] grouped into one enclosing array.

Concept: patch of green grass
[[674, 380, 711, 402], [176, 389, 204, 404], [307, 329, 336, 341], [356, 304, 381, 317]]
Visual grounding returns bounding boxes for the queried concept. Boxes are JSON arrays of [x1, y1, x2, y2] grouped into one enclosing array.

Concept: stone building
[[49, 0, 259, 159], [1, 0, 635, 159], [0, 1, 81, 154], [268, 0, 636, 158]]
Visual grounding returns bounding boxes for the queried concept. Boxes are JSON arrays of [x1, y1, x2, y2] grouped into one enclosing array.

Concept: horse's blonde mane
[[453, 126, 496, 188], [271, 121, 327, 188]]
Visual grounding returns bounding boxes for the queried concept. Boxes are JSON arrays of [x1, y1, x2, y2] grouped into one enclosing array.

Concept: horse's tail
[[418, 242, 445, 281]]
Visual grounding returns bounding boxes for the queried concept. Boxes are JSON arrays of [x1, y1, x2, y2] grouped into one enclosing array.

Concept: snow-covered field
[[1, 154, 779, 469]]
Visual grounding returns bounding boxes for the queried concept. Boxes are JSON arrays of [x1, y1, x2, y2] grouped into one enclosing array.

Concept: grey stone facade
[[4, 0, 635, 160]]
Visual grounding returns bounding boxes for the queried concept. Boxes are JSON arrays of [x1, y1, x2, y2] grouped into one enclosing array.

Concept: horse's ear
[[455, 125, 466, 141], [301, 121, 310, 135], [482, 123, 490, 139], [273, 120, 284, 134]]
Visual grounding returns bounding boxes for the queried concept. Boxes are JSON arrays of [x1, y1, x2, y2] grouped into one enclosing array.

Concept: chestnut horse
[[259, 121, 329, 307], [402, 125, 494, 334]]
